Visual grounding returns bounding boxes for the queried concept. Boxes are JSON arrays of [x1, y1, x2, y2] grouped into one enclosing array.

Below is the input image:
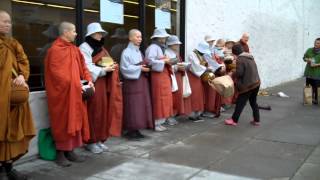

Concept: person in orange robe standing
[[45, 22, 94, 167], [79, 23, 123, 154], [186, 42, 211, 122], [165, 35, 192, 125], [209, 39, 227, 115], [0, 10, 36, 180], [223, 39, 238, 107], [145, 29, 174, 132]]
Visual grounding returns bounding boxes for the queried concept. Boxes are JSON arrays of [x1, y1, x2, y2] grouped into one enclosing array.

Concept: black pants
[[232, 86, 260, 123], [306, 78, 320, 103]]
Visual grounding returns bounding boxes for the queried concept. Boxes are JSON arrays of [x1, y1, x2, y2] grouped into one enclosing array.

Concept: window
[[82, 0, 139, 63], [145, 0, 179, 46], [0, 0, 183, 91]]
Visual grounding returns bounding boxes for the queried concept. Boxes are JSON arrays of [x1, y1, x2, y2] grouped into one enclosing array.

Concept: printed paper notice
[[100, 0, 124, 24]]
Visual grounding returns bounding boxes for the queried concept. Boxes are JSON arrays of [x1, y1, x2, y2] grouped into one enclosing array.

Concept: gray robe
[[120, 42, 153, 131]]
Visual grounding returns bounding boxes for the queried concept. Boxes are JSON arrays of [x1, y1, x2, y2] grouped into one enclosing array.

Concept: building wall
[[185, 0, 320, 88], [19, 92, 50, 162]]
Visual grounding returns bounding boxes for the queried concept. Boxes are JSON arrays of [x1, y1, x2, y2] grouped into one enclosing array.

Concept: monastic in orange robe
[[45, 37, 92, 151], [146, 43, 173, 121]]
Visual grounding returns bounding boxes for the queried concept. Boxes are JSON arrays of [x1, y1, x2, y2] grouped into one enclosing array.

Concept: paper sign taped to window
[[100, 0, 124, 24], [155, 8, 171, 29]]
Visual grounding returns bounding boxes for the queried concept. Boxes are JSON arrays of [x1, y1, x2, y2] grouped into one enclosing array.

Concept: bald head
[[58, 21, 77, 42], [0, 10, 12, 35], [58, 21, 75, 35], [128, 29, 142, 46], [129, 29, 141, 39], [241, 32, 249, 44]]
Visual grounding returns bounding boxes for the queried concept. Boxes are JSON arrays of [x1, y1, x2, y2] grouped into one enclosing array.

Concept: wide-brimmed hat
[[150, 28, 170, 39], [86, 22, 108, 37], [42, 25, 59, 39], [225, 39, 236, 44], [167, 35, 182, 46], [111, 27, 128, 39], [204, 35, 215, 42], [196, 41, 211, 54]]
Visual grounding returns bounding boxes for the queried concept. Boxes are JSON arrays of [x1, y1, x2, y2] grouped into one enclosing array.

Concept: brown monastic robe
[[0, 35, 35, 162]]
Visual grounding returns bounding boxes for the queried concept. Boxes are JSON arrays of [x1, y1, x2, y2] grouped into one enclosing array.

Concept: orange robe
[[45, 38, 92, 151], [0, 35, 35, 162], [172, 58, 192, 116], [188, 72, 205, 112], [86, 48, 123, 143], [204, 82, 222, 115], [150, 65, 174, 119]]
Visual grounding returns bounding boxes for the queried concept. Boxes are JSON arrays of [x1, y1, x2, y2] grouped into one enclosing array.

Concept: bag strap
[[12, 68, 18, 78], [2, 39, 19, 78]]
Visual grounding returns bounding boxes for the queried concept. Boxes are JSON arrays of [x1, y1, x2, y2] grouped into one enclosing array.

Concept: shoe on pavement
[[201, 112, 215, 118], [166, 118, 178, 126], [7, 169, 29, 180], [250, 120, 260, 126], [224, 118, 237, 126], [85, 143, 103, 154], [189, 116, 204, 123], [97, 142, 109, 151], [155, 125, 167, 132], [64, 151, 85, 163]]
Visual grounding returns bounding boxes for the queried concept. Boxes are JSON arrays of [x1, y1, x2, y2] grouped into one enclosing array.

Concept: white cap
[[86, 22, 108, 37], [196, 41, 211, 54], [167, 35, 182, 46], [150, 28, 170, 39], [204, 35, 215, 42]]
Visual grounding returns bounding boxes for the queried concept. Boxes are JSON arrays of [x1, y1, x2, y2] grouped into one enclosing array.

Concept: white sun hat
[[150, 28, 170, 39], [204, 35, 215, 42], [167, 35, 182, 46], [86, 22, 108, 37], [196, 41, 211, 54]]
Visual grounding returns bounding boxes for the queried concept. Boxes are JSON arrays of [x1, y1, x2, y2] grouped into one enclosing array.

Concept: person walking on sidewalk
[[225, 44, 261, 126]]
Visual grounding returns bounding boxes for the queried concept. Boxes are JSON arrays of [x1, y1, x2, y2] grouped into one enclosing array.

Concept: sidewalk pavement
[[15, 78, 320, 180]]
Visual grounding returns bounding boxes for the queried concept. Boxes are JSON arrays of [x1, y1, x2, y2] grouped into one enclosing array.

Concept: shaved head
[[128, 29, 141, 39], [128, 29, 142, 46], [0, 10, 12, 34], [58, 21, 75, 35], [58, 21, 77, 42], [241, 32, 250, 44], [242, 32, 249, 38], [0, 10, 9, 16]]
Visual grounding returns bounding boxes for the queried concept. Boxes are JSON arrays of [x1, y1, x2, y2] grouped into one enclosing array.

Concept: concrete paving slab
[[149, 140, 227, 168], [190, 170, 259, 180], [209, 152, 302, 179], [291, 163, 320, 180], [307, 146, 320, 164], [91, 159, 200, 180]]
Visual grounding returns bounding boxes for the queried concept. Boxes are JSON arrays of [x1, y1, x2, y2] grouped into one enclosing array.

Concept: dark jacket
[[235, 52, 260, 94]]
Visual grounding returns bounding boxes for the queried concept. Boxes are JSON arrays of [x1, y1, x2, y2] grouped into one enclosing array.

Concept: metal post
[[179, 0, 186, 60], [139, 0, 146, 53], [76, 0, 84, 45]]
